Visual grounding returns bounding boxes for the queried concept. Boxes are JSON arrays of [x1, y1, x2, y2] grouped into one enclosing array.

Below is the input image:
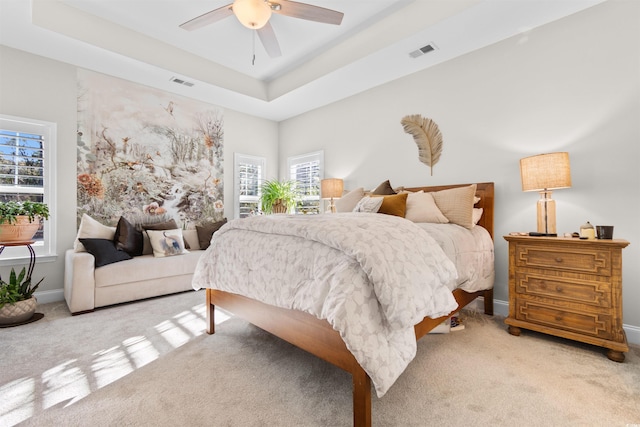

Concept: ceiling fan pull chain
[[252, 30, 256, 66]]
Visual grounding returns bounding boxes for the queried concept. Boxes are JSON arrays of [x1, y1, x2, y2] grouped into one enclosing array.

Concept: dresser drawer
[[514, 271, 611, 308], [515, 244, 611, 276], [514, 299, 613, 340]]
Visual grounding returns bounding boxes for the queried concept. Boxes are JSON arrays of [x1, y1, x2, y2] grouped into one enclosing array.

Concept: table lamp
[[520, 152, 571, 236], [321, 178, 344, 213]]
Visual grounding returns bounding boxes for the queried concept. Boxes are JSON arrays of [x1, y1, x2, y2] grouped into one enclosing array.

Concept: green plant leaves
[[0, 267, 43, 308]]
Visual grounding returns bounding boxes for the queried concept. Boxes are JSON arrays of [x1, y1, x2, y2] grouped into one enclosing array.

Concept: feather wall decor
[[400, 114, 443, 176]]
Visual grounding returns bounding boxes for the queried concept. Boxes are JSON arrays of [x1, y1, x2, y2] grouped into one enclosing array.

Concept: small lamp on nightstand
[[321, 178, 343, 213], [520, 152, 571, 236]]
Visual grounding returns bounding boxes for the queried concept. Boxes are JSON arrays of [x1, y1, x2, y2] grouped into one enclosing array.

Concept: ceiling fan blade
[[271, 0, 343, 25], [179, 4, 234, 31], [257, 22, 282, 58]]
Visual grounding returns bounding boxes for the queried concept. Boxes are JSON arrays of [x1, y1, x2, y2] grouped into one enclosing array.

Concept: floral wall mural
[[76, 70, 224, 227]]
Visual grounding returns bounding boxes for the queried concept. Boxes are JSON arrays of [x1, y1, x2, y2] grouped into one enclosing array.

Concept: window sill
[[0, 253, 58, 266]]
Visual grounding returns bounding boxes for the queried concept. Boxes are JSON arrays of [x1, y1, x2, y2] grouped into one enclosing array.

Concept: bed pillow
[[404, 191, 449, 223], [334, 187, 365, 212], [79, 238, 132, 268], [74, 214, 116, 252], [145, 228, 189, 258], [353, 196, 383, 213], [196, 218, 227, 250], [431, 184, 477, 229], [371, 180, 397, 195], [473, 208, 483, 225], [376, 193, 408, 217], [113, 216, 144, 256]]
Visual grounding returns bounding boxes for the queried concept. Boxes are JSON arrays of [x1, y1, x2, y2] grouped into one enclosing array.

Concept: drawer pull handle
[[556, 286, 563, 293], [555, 257, 563, 263]]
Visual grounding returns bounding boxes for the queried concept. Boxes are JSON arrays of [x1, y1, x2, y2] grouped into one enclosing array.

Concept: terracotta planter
[[0, 297, 37, 325], [0, 216, 41, 243]]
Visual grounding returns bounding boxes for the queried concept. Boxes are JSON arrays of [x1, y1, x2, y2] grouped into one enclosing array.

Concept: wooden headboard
[[403, 182, 495, 240]]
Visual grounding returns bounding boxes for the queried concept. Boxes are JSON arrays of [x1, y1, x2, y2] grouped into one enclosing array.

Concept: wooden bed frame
[[204, 182, 495, 427]]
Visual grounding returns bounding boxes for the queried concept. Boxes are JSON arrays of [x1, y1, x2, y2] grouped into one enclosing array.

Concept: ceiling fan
[[179, 0, 344, 58]]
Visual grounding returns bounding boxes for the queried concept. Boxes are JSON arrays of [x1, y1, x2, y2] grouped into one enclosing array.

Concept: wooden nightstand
[[503, 235, 630, 362]]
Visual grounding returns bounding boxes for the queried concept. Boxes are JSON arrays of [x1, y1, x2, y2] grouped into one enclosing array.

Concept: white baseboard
[[623, 324, 640, 346], [34, 288, 65, 305], [466, 297, 639, 346]]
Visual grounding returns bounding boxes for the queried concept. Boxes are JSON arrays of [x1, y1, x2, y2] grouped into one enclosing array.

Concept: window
[[288, 151, 324, 215], [234, 153, 265, 219], [0, 115, 56, 261]]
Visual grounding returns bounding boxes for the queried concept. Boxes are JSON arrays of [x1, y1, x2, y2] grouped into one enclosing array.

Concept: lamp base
[[329, 198, 337, 213], [536, 190, 557, 235]]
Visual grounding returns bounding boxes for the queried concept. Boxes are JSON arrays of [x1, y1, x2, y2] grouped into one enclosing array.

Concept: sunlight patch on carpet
[[42, 360, 90, 409], [0, 377, 35, 426], [0, 302, 232, 427]]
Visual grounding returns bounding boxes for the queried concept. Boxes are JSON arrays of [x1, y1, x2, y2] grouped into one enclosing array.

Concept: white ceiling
[[0, 0, 604, 121]]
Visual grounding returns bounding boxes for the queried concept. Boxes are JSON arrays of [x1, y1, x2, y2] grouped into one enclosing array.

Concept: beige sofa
[[64, 229, 203, 314]]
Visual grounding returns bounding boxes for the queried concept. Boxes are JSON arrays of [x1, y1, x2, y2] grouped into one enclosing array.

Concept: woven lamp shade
[[520, 152, 571, 191], [321, 178, 344, 199], [321, 178, 343, 213]]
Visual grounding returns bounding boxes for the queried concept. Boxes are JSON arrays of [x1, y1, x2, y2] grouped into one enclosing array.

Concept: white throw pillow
[[404, 191, 449, 223], [334, 187, 365, 212], [353, 196, 383, 213], [473, 208, 483, 225], [74, 214, 116, 252], [145, 228, 189, 257]]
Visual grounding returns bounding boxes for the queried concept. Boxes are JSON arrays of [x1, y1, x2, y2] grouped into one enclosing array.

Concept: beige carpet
[[2, 290, 639, 426]]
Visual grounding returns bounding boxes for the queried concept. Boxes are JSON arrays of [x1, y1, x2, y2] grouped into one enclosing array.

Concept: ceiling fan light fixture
[[233, 0, 272, 29]]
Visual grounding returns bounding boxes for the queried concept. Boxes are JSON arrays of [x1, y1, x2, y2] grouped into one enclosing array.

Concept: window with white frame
[[288, 150, 324, 215], [234, 153, 265, 219], [0, 115, 56, 260]]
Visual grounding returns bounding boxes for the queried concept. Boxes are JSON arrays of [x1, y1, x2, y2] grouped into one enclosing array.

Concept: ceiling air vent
[[409, 43, 436, 59], [170, 76, 194, 87]]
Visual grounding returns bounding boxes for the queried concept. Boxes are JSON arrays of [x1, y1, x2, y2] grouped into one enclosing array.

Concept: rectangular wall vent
[[170, 76, 194, 87], [409, 43, 436, 59]]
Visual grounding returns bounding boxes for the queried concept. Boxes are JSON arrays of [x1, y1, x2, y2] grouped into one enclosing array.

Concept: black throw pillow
[[79, 238, 132, 268]]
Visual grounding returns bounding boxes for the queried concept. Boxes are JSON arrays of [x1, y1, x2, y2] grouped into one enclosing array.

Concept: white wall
[[0, 45, 279, 298], [279, 1, 640, 329]]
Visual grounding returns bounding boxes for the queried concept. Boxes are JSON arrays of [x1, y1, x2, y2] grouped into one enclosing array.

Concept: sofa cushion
[[79, 238, 132, 267], [182, 229, 200, 250], [74, 214, 116, 252], [196, 218, 227, 250], [94, 250, 203, 288], [114, 216, 143, 256]]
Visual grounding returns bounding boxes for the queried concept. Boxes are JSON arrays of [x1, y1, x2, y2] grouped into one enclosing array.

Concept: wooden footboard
[[206, 288, 372, 427], [205, 286, 492, 427]]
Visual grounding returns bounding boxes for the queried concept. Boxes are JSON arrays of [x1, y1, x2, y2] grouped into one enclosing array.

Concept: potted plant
[[0, 201, 50, 243], [260, 179, 300, 214], [0, 267, 43, 324]]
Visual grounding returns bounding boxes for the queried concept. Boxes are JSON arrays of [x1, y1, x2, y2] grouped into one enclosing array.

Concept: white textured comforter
[[192, 213, 460, 396], [416, 223, 494, 292]]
